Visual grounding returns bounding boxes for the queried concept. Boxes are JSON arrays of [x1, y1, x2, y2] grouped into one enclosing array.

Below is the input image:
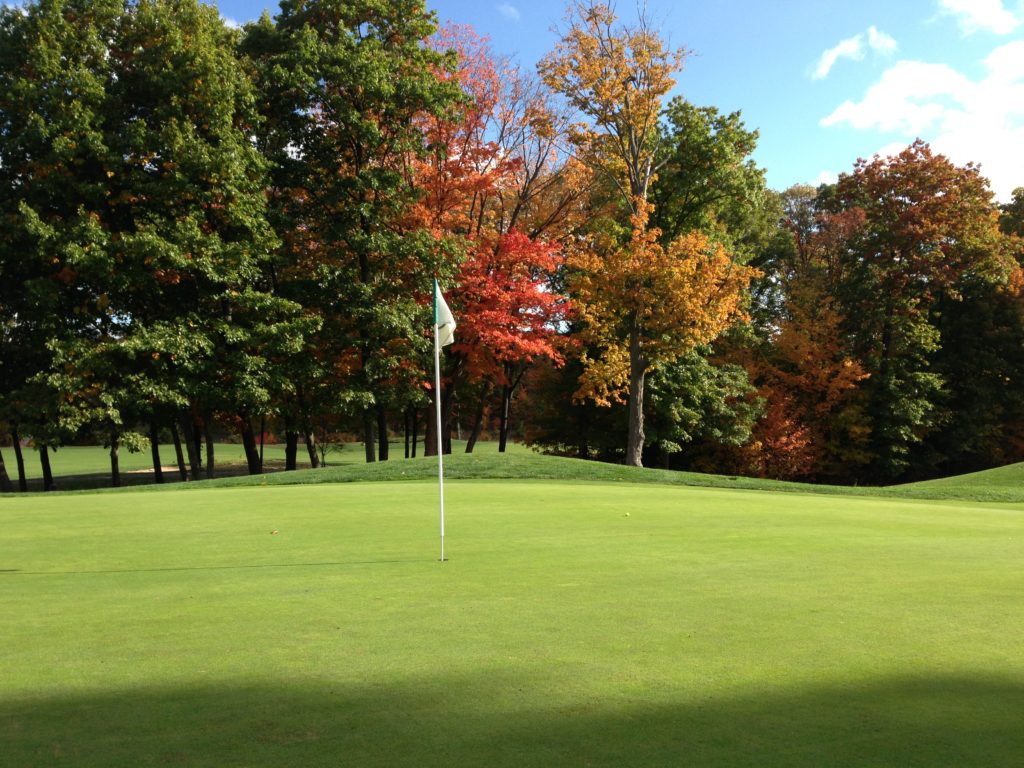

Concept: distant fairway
[[2, 475, 1023, 766]]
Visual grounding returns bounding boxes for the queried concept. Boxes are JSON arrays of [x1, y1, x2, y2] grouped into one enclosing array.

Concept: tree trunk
[[376, 405, 389, 461], [498, 366, 527, 453], [362, 410, 376, 463], [424, 388, 437, 457], [171, 423, 188, 481], [466, 386, 489, 454], [149, 423, 164, 484], [0, 445, 12, 493], [180, 413, 202, 481], [39, 444, 54, 492], [498, 381, 512, 453], [240, 418, 261, 475], [411, 407, 419, 458], [192, 414, 204, 475], [304, 430, 320, 468], [12, 429, 27, 492], [258, 416, 265, 473], [578, 409, 590, 460], [110, 432, 121, 488], [441, 388, 455, 455], [404, 408, 411, 459], [285, 430, 298, 471], [626, 328, 647, 468], [204, 417, 215, 479]]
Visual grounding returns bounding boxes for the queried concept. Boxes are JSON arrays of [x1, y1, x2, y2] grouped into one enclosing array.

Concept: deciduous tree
[[568, 208, 757, 465]]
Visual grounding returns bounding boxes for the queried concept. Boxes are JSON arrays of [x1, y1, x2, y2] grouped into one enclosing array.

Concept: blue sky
[[217, 0, 1024, 199]]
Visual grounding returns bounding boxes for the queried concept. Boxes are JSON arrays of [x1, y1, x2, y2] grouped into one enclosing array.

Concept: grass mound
[[8, 438, 1024, 504], [36, 445, 1024, 504]]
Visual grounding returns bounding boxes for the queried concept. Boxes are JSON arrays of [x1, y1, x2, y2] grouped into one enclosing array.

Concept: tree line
[[1, 0, 1022, 491]]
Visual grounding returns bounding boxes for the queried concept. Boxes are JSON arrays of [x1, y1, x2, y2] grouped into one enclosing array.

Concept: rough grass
[[2, 477, 1024, 766]]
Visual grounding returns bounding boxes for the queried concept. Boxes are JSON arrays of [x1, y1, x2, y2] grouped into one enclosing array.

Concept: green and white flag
[[433, 279, 456, 347], [432, 278, 455, 562]]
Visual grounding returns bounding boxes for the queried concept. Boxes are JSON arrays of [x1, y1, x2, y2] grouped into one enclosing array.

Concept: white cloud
[[938, 0, 1020, 35], [820, 41, 1024, 200], [812, 26, 898, 80], [874, 141, 915, 158], [867, 26, 897, 55], [496, 3, 521, 22], [813, 170, 839, 186], [813, 34, 864, 80]]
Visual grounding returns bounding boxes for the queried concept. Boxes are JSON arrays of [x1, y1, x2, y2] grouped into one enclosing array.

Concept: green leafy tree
[[652, 99, 780, 265], [0, 0, 122, 488], [104, 0, 314, 479], [644, 348, 760, 469], [242, 0, 462, 464], [834, 142, 1011, 481], [1000, 187, 1024, 237], [2, 0, 312, 485]]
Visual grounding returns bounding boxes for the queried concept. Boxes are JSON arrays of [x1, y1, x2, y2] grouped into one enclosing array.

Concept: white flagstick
[[434, 310, 446, 562]]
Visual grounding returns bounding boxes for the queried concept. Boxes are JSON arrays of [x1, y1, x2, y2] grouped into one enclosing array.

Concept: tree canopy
[[2, 0, 1023, 489]]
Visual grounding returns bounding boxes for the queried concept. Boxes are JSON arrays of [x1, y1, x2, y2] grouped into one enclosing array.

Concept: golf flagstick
[[434, 315, 445, 562], [433, 279, 455, 562]]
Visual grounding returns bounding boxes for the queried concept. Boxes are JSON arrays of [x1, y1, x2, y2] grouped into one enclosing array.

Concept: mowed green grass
[[2, 479, 1023, 766]]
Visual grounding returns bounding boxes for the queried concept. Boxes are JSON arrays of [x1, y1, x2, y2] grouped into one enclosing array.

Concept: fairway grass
[[2, 480, 1023, 766]]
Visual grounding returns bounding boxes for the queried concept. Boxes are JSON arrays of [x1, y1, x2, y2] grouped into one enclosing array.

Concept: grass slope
[[2, 479, 1023, 766], [16, 441, 1024, 505], [7, 437, 1024, 503], [898, 461, 1024, 491]]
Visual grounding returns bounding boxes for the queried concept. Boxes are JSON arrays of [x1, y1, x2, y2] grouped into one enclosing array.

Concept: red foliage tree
[[413, 24, 573, 454]]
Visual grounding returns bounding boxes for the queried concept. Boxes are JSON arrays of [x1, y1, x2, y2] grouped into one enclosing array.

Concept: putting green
[[2, 480, 1022, 766]]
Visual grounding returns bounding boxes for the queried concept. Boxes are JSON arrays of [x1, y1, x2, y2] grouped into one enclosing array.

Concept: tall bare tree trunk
[[304, 430, 320, 468], [578, 409, 590, 461], [498, 365, 529, 453], [498, 382, 512, 453], [411, 407, 419, 458], [192, 414, 204, 476], [626, 327, 647, 467], [149, 423, 164, 484], [11, 429, 27, 492], [240, 418, 261, 475], [466, 386, 490, 454], [0, 445, 12, 492], [376, 404, 389, 461], [259, 416, 266, 473], [180, 414, 201, 480], [424, 388, 438, 457], [441, 388, 454, 455], [39, 444, 54, 492], [362, 410, 376, 463], [285, 429, 298, 470], [110, 432, 121, 488], [171, 423, 188, 481], [204, 415, 215, 479]]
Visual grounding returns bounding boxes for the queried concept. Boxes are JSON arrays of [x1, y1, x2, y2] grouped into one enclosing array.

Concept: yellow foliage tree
[[538, 1, 684, 212], [542, 2, 755, 465], [569, 207, 758, 465]]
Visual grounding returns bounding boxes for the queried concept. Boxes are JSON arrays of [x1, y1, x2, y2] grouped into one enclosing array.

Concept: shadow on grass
[[3, 674, 1022, 767]]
